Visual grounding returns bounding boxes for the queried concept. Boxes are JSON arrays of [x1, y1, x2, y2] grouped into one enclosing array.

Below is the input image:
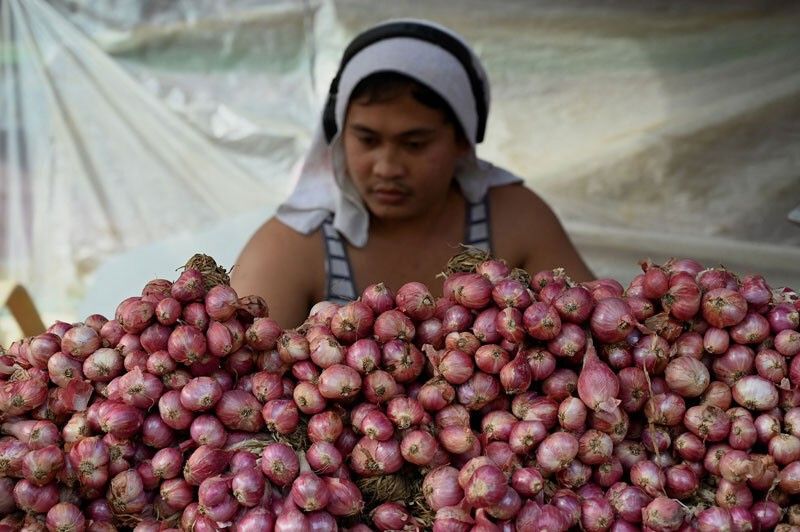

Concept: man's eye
[[405, 140, 427, 150], [357, 136, 378, 147]]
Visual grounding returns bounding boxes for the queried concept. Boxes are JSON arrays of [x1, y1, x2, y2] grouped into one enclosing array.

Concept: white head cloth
[[276, 19, 521, 247]]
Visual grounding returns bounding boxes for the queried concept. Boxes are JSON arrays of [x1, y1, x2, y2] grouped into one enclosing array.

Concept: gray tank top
[[323, 195, 492, 304]]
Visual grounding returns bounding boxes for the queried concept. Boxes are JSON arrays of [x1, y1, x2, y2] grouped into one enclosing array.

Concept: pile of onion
[[0, 251, 799, 532]]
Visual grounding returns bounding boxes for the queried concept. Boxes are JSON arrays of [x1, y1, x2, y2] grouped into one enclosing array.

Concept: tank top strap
[[464, 193, 492, 253], [321, 216, 358, 305]]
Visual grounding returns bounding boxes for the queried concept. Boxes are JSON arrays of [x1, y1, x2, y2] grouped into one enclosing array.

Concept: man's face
[[343, 88, 468, 221]]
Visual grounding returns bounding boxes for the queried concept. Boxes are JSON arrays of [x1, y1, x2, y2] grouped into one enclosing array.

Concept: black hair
[[348, 71, 468, 144]]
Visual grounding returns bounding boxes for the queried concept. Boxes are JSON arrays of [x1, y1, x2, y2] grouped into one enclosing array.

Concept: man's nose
[[372, 146, 404, 179]]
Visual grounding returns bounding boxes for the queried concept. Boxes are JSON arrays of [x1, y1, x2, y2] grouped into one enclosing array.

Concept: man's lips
[[369, 187, 408, 204]]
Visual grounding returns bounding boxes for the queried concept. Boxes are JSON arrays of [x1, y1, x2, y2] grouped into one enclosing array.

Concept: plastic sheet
[[2, 0, 799, 318]]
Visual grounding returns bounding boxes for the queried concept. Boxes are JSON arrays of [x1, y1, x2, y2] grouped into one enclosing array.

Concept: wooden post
[[0, 281, 46, 338]]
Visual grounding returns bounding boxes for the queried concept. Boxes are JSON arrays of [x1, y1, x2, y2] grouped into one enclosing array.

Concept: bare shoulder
[[488, 184, 595, 282], [230, 217, 325, 328]]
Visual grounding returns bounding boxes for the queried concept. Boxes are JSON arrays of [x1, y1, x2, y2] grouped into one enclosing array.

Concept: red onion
[[385, 396, 424, 429], [315, 364, 361, 400], [260, 442, 299, 487], [465, 464, 507, 508], [558, 396, 588, 431], [61, 325, 101, 360], [442, 304, 474, 333], [363, 370, 400, 404], [499, 350, 531, 394], [250, 372, 283, 404], [577, 339, 620, 412], [323, 476, 364, 516], [153, 297, 181, 326], [701, 380, 732, 410], [495, 307, 525, 345], [730, 311, 770, 345], [277, 330, 310, 363], [289, 472, 330, 512], [107, 469, 147, 515], [536, 432, 578, 474], [593, 457, 623, 488], [491, 277, 531, 308], [293, 381, 327, 414], [641, 496, 685, 532], [394, 281, 435, 320], [664, 356, 709, 397], [169, 269, 203, 303], [702, 287, 747, 328], [449, 273, 492, 309], [382, 340, 424, 383], [44, 501, 85, 531], [580, 496, 614, 532], [350, 437, 402, 477], [45, 352, 83, 388], [455, 371, 498, 411], [577, 429, 613, 465], [306, 441, 342, 473], [400, 429, 437, 466], [555, 458, 592, 489], [159, 478, 193, 512], [553, 286, 593, 324], [732, 375, 778, 411], [485, 486, 521, 521], [472, 307, 501, 344], [372, 502, 417, 531], [141, 413, 174, 448], [769, 433, 800, 465], [345, 338, 382, 374], [13, 479, 59, 514], [330, 301, 374, 344], [423, 466, 464, 511], [361, 409, 394, 441], [206, 320, 234, 358], [695, 506, 732, 532], [438, 349, 474, 385], [644, 392, 686, 426], [776, 328, 800, 357], [616, 366, 648, 413], [215, 390, 264, 432], [697, 267, 738, 291], [183, 445, 228, 486], [26, 333, 60, 369], [445, 331, 481, 354], [749, 501, 781, 530], [361, 282, 395, 314], [716, 478, 753, 509], [664, 463, 697, 500], [590, 297, 635, 343], [167, 325, 207, 364], [522, 302, 562, 341], [755, 348, 788, 384], [275, 500, 310, 532], [150, 447, 182, 480], [542, 368, 578, 402], [374, 310, 415, 342], [307, 410, 344, 443], [632, 333, 669, 375], [20, 444, 63, 487], [684, 404, 731, 441], [474, 344, 511, 375], [438, 424, 477, 454], [244, 317, 282, 352], [417, 317, 445, 349], [515, 350, 547, 384], [779, 460, 800, 494], [547, 322, 586, 360], [659, 273, 701, 321]]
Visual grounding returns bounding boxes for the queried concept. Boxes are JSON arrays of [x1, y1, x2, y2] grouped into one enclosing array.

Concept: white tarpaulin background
[[1, 0, 799, 326]]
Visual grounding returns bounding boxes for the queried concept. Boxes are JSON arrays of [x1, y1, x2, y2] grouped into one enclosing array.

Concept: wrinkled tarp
[[2, 0, 799, 319]]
